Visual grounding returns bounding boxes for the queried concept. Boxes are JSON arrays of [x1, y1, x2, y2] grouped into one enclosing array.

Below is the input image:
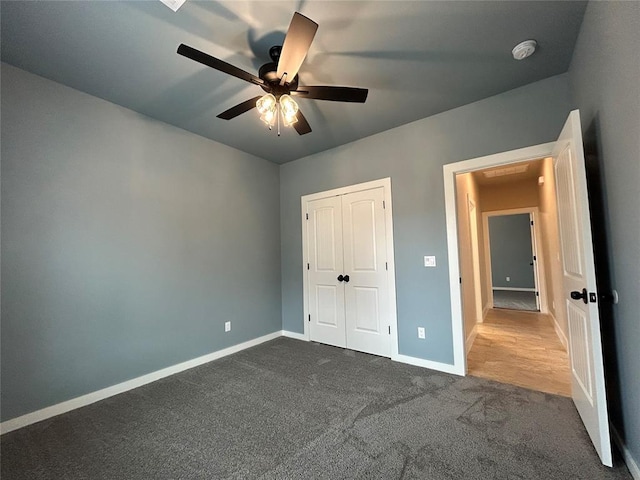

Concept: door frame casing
[[301, 177, 399, 358], [482, 207, 548, 314], [443, 142, 555, 373]]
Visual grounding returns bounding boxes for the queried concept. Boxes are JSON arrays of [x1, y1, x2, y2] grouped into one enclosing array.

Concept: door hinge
[[383, 200, 386, 209], [388, 326, 391, 334], [308, 314, 311, 322], [536, 291, 539, 297], [307, 263, 310, 270], [533, 255, 537, 261], [306, 213, 309, 220], [459, 277, 462, 284], [385, 262, 388, 270], [531, 220, 534, 226]]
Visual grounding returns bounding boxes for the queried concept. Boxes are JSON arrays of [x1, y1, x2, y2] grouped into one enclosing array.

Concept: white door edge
[[443, 142, 555, 374], [301, 177, 399, 358]]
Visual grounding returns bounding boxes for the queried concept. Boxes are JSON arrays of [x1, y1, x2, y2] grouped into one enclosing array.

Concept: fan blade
[[293, 109, 312, 135], [217, 96, 262, 120], [292, 86, 368, 103], [177, 44, 263, 86], [276, 12, 318, 84]]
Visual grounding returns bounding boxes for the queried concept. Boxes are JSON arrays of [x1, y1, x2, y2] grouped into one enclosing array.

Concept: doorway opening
[[452, 156, 569, 396], [485, 210, 541, 313]]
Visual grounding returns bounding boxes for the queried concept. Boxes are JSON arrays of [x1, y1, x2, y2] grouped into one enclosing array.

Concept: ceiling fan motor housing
[[259, 47, 299, 94]]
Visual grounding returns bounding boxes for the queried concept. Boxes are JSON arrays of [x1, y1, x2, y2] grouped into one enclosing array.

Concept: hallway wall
[[455, 173, 482, 344], [488, 214, 536, 289]]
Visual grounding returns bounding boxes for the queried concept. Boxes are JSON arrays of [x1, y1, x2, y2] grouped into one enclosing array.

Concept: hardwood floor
[[467, 308, 572, 397]]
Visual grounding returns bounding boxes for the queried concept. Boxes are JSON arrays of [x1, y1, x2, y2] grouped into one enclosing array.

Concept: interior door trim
[[443, 142, 555, 375], [301, 177, 399, 358]]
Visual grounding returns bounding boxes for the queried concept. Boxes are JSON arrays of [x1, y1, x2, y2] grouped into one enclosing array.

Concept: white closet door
[[307, 196, 346, 348], [342, 187, 390, 357]]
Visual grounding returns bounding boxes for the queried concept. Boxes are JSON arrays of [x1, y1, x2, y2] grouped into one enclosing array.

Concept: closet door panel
[[342, 187, 390, 357]]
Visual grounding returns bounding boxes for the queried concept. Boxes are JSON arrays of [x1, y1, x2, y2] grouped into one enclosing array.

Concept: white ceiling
[[0, 1, 587, 164]]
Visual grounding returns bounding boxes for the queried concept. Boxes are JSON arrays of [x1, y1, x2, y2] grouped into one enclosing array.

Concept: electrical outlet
[[506, 276, 510, 282], [417, 327, 426, 339], [224, 321, 231, 332]]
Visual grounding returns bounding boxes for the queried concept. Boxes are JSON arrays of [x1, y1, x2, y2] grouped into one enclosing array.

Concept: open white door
[[554, 110, 612, 466]]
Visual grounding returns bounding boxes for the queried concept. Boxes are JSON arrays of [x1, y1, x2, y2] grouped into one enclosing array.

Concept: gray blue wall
[[280, 74, 572, 365], [489, 214, 535, 289], [1, 64, 282, 421], [568, 1, 640, 466]]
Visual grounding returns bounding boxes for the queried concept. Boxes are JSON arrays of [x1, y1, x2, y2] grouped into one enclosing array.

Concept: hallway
[[467, 308, 571, 396]]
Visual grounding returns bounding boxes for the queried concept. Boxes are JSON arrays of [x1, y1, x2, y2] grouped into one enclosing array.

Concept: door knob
[[570, 288, 588, 304], [343, 274, 350, 283], [337, 274, 344, 282]]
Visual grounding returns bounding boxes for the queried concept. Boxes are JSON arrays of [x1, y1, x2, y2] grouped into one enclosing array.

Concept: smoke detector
[[512, 40, 537, 60]]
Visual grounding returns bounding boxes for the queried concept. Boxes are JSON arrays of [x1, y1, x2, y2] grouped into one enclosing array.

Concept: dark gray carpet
[[493, 290, 539, 311], [1, 338, 631, 479]]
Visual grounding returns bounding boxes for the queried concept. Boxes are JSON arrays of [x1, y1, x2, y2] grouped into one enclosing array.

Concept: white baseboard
[[466, 324, 479, 354], [611, 425, 640, 479], [492, 287, 536, 292], [0, 331, 282, 435], [549, 311, 568, 350], [482, 304, 490, 322], [281, 330, 307, 341], [393, 353, 464, 376]]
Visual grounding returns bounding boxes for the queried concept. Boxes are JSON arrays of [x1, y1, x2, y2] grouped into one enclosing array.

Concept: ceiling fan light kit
[[176, 12, 368, 136], [256, 93, 299, 135]]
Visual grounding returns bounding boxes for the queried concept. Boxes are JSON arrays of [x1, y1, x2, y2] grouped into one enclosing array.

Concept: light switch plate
[[418, 327, 426, 339], [424, 256, 436, 267]]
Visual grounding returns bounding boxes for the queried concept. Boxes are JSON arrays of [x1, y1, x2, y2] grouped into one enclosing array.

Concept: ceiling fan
[[177, 12, 368, 136]]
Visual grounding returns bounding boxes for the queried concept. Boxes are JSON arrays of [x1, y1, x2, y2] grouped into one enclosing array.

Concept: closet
[[302, 180, 396, 357]]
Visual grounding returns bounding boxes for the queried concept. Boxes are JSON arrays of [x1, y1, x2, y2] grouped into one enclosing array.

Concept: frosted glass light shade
[[279, 94, 298, 126]]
